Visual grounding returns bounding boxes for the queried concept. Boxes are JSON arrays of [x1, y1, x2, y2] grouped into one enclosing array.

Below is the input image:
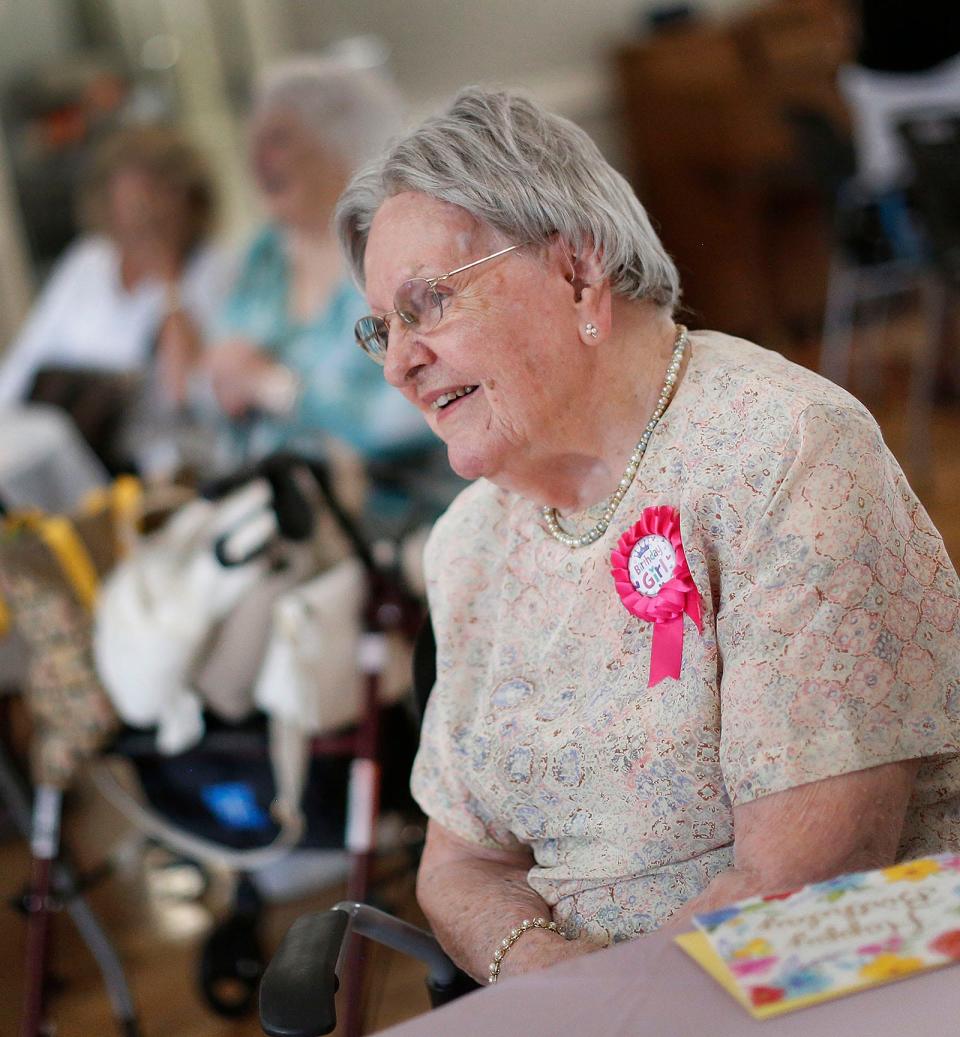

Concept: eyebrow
[[367, 241, 517, 314], [366, 264, 424, 311]]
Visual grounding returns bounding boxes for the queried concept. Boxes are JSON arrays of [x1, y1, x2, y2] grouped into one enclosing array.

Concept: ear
[[543, 236, 613, 343], [566, 244, 612, 345]]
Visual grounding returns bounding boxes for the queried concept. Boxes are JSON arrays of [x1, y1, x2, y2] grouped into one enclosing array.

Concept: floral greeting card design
[[675, 854, 960, 1019]]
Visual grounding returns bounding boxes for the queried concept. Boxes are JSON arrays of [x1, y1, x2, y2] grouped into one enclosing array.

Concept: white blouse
[[0, 235, 231, 406]]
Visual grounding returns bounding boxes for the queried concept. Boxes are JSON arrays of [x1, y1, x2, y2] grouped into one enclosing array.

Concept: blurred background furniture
[[0, 404, 108, 513], [785, 105, 960, 491], [897, 112, 960, 490], [785, 104, 929, 430], [0, 60, 136, 281], [901, 113, 960, 291], [614, 0, 853, 349]]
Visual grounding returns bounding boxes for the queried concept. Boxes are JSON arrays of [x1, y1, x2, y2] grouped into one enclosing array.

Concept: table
[[0, 404, 107, 514], [374, 924, 960, 1036]]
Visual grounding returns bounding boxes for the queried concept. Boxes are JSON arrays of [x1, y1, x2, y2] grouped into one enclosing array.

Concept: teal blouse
[[216, 225, 435, 461], [215, 226, 460, 532]]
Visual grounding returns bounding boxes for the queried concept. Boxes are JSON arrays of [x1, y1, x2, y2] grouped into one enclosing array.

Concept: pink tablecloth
[[374, 924, 960, 1036]]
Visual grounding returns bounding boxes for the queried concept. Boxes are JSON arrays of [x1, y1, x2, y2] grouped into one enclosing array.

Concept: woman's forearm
[[417, 847, 553, 982], [659, 865, 770, 932], [417, 820, 598, 982], [662, 760, 918, 933]]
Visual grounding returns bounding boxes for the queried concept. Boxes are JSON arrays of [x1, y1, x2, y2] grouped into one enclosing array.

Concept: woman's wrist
[[488, 916, 567, 983], [255, 364, 302, 415], [163, 280, 184, 318]]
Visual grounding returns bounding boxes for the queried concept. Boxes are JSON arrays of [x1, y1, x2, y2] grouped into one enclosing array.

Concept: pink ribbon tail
[[648, 615, 685, 687]]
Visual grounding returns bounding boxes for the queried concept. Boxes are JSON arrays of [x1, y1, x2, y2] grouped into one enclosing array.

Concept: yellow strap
[[109, 475, 143, 558], [2, 512, 100, 612], [0, 475, 139, 628], [109, 474, 142, 521], [79, 486, 112, 515], [35, 516, 100, 610], [80, 475, 141, 520], [80, 474, 143, 559]]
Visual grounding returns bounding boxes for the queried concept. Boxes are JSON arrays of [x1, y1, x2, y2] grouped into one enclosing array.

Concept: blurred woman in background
[[208, 58, 451, 531], [0, 125, 227, 412]]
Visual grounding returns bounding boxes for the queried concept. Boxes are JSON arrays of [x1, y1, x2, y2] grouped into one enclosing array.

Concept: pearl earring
[[584, 322, 598, 339]]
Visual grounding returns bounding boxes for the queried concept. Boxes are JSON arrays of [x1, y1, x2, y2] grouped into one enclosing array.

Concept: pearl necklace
[[541, 324, 688, 548]]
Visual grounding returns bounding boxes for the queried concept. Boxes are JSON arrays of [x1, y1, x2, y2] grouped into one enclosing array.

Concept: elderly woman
[[336, 87, 960, 983], [0, 125, 225, 411], [207, 58, 446, 526]]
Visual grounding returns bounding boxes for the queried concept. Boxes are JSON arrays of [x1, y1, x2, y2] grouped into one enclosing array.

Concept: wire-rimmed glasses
[[354, 244, 525, 364]]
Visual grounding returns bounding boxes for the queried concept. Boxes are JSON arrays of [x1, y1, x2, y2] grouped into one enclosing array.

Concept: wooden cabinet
[[614, 0, 853, 348]]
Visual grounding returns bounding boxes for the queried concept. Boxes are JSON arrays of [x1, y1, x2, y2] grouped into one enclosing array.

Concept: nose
[[382, 317, 435, 388]]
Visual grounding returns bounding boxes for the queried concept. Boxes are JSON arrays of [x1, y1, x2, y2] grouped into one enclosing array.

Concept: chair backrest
[[785, 106, 906, 265], [899, 112, 960, 281], [27, 366, 142, 472], [784, 107, 857, 202], [840, 60, 960, 191], [411, 612, 436, 724]]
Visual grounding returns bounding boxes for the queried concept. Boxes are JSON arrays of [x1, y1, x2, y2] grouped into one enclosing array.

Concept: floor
[[2, 314, 960, 1037], [0, 780, 435, 1037]]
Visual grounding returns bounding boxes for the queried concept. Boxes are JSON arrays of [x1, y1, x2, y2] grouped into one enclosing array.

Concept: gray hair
[[254, 56, 405, 173], [336, 86, 680, 308]]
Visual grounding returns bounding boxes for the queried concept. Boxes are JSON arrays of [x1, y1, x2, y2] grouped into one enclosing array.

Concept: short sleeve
[[411, 691, 526, 850], [212, 227, 284, 344], [718, 402, 960, 804], [0, 239, 91, 405], [180, 243, 236, 339], [410, 498, 525, 851]]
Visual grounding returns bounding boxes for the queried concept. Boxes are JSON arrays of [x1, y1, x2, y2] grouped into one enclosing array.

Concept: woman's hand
[[156, 307, 203, 406], [416, 820, 595, 984], [662, 758, 921, 932], [494, 923, 593, 981], [205, 338, 297, 418]]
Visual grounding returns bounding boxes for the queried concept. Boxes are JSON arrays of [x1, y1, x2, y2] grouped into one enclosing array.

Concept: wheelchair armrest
[[259, 910, 347, 1037], [332, 900, 457, 986], [259, 902, 461, 1036]]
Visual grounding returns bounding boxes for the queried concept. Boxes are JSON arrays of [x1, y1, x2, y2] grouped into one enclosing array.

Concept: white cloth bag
[[253, 556, 410, 736], [94, 480, 274, 752]]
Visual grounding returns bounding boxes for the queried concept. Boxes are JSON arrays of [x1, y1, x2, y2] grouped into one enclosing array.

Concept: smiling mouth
[[431, 385, 479, 411]]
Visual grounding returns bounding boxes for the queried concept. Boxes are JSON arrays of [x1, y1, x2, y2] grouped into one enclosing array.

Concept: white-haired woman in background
[[206, 58, 446, 527], [336, 87, 960, 983]]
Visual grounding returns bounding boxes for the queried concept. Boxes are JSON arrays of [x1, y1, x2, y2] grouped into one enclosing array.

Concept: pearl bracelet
[[488, 916, 562, 984]]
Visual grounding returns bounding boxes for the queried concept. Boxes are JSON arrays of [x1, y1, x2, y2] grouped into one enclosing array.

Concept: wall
[[0, 0, 761, 346], [280, 0, 760, 166], [281, 0, 758, 104], [0, 0, 77, 85], [0, 0, 88, 341]]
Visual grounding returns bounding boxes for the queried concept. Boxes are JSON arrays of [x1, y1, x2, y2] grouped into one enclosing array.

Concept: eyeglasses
[[354, 243, 525, 364]]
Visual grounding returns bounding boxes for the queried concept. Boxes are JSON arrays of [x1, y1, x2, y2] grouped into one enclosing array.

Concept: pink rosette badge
[[610, 505, 703, 687]]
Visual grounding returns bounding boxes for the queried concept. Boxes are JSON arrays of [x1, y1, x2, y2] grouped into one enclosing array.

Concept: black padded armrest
[[259, 910, 349, 1037]]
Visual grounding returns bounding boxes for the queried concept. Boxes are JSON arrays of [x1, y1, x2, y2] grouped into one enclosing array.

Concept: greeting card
[[675, 854, 960, 1019]]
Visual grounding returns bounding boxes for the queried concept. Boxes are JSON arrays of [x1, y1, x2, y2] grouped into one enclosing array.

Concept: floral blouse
[[411, 331, 960, 947]]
